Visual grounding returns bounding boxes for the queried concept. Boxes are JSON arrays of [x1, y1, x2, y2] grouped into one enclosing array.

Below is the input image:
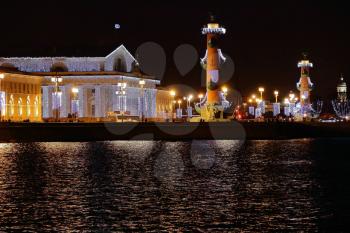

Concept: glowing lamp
[[72, 88, 79, 94], [139, 80, 146, 86]]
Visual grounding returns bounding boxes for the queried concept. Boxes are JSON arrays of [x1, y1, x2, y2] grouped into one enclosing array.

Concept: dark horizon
[[0, 1, 349, 101]]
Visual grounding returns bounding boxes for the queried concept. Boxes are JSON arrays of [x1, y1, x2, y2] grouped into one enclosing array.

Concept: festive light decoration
[[332, 100, 350, 119]]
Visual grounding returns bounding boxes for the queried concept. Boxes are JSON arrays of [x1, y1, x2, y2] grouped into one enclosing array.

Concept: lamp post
[[139, 79, 145, 122], [176, 100, 182, 119], [198, 93, 204, 105], [289, 92, 295, 103], [51, 76, 63, 121], [0, 73, 4, 121], [170, 90, 176, 120], [187, 95, 193, 108], [258, 87, 265, 100], [222, 86, 228, 97], [177, 100, 182, 109], [72, 87, 79, 120], [274, 90, 279, 103], [116, 82, 127, 123]]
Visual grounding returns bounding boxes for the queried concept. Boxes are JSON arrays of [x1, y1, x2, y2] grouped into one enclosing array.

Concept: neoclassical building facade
[[0, 45, 173, 122]]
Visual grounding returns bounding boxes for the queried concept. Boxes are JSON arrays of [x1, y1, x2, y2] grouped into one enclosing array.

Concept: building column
[[60, 84, 72, 118], [95, 86, 106, 118], [112, 85, 118, 112], [78, 86, 88, 118], [144, 89, 157, 118], [42, 86, 53, 118]]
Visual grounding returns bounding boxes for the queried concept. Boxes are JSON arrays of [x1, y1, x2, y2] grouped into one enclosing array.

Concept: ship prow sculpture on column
[[294, 53, 323, 120], [194, 15, 231, 122]]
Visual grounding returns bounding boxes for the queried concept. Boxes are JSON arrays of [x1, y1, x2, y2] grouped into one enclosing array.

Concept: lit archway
[[26, 96, 31, 118], [34, 96, 39, 118], [18, 98, 23, 117], [9, 95, 14, 117]]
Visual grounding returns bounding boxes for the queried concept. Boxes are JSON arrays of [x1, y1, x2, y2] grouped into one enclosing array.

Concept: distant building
[[337, 74, 347, 102], [0, 45, 172, 122]]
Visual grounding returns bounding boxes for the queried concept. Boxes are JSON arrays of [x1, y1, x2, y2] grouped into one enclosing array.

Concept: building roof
[[0, 45, 156, 80], [338, 75, 347, 88]]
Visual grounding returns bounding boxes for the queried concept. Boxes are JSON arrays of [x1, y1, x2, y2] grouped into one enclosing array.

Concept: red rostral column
[[202, 16, 226, 105], [297, 53, 314, 106]]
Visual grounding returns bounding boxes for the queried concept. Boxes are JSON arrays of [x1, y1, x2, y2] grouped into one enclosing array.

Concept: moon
[[115, 24, 121, 30]]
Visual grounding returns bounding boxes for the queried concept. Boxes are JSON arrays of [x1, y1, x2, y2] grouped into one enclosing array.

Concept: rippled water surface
[[0, 139, 349, 232]]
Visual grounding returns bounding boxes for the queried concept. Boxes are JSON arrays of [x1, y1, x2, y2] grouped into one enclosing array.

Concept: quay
[[1, 122, 350, 142]]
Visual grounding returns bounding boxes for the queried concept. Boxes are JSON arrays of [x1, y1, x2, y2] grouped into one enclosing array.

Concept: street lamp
[[0, 73, 4, 121], [177, 100, 182, 109], [72, 87, 79, 94], [289, 92, 295, 102], [187, 94, 193, 108], [198, 93, 204, 107], [284, 98, 290, 105], [116, 82, 127, 122], [222, 86, 228, 97], [139, 79, 146, 121], [51, 76, 63, 121], [258, 87, 265, 100], [274, 90, 279, 103], [170, 90, 176, 98], [71, 87, 79, 120]]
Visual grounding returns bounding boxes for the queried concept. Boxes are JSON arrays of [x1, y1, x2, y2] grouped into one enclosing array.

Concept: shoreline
[[1, 122, 350, 142]]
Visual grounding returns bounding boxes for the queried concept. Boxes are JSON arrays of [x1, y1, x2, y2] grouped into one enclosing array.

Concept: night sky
[[1, 1, 349, 102]]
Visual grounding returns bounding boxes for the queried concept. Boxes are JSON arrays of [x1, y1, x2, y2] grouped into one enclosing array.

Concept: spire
[[302, 52, 308, 60], [209, 12, 216, 23]]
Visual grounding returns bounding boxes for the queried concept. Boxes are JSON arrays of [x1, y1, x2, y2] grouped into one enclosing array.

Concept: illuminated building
[[0, 68, 42, 122], [0, 45, 172, 122], [337, 74, 347, 102], [195, 16, 230, 121]]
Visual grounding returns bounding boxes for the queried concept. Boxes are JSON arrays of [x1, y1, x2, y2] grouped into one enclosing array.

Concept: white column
[[60, 85, 71, 118], [112, 85, 118, 112], [78, 86, 88, 118], [42, 86, 53, 118], [95, 86, 105, 118], [150, 89, 157, 118]]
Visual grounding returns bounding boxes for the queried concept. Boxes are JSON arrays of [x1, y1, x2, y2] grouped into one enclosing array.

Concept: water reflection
[[0, 139, 348, 231]]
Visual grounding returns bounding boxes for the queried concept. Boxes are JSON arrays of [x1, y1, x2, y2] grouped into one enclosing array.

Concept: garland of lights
[[0, 57, 104, 72], [332, 100, 350, 119]]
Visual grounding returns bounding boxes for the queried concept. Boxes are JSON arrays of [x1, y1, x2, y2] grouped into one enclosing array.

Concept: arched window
[[114, 57, 126, 72]]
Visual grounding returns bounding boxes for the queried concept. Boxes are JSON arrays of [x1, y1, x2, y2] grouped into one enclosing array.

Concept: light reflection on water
[[0, 139, 349, 232]]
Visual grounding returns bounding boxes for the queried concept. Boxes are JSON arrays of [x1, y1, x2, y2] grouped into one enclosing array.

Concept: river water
[[0, 139, 349, 232]]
